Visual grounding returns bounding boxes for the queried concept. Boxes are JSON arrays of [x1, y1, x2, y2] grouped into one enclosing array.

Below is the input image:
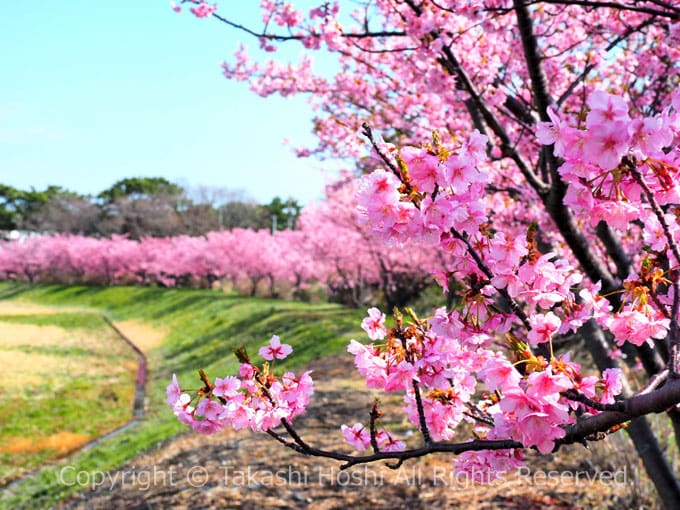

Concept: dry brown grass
[[0, 322, 133, 390], [0, 432, 91, 455], [112, 320, 168, 353], [0, 302, 92, 316], [0, 322, 70, 348]]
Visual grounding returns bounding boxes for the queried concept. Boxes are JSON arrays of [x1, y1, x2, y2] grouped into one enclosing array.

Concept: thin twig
[[628, 158, 680, 376], [369, 400, 381, 453], [412, 380, 433, 445]]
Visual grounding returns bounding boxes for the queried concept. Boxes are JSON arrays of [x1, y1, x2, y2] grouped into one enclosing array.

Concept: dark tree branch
[[530, 0, 680, 20], [260, 377, 680, 470], [369, 400, 381, 453], [562, 388, 625, 412], [210, 12, 406, 42], [513, 0, 555, 121], [412, 379, 433, 445], [438, 47, 549, 195], [595, 220, 633, 280], [628, 158, 680, 376], [361, 122, 400, 176], [557, 377, 680, 447]]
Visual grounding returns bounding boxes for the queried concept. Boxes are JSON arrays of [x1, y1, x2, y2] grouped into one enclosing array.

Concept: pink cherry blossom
[[536, 105, 565, 151], [213, 376, 241, 398], [347, 339, 388, 389], [600, 368, 623, 404], [586, 90, 630, 127], [238, 363, 254, 379], [400, 146, 440, 194], [478, 357, 521, 393], [189, 2, 217, 18], [454, 449, 524, 482], [582, 122, 631, 170], [166, 374, 181, 405], [527, 312, 562, 346], [23, 1, 680, 492], [259, 335, 293, 360], [375, 429, 405, 452], [361, 307, 387, 340], [341, 423, 371, 451]]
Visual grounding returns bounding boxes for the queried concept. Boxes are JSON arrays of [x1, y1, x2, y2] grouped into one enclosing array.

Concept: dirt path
[[58, 356, 622, 510]]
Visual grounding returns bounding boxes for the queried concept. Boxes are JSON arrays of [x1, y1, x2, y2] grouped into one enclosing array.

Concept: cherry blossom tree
[[168, 1, 680, 505], [0, 219, 438, 303]]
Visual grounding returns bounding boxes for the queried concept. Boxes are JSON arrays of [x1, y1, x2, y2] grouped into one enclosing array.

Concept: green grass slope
[[0, 311, 138, 483]]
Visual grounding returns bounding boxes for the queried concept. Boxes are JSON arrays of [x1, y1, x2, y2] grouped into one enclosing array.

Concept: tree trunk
[[581, 320, 680, 507]]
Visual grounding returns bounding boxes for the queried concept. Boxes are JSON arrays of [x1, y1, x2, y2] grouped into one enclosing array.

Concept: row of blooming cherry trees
[[166, 1, 680, 506], [0, 181, 442, 308]]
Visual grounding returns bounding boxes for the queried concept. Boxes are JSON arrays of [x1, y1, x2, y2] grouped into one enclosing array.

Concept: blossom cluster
[[537, 90, 680, 347], [167, 2, 680, 497], [344, 92, 679, 474], [168, 308, 623, 478], [344, 307, 623, 470], [170, 1, 217, 18], [167, 335, 313, 434], [355, 130, 489, 246], [0, 215, 442, 309], [537, 90, 680, 230], [355, 91, 680, 352]]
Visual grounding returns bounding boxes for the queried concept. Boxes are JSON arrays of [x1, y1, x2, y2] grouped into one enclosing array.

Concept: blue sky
[[0, 2, 340, 205]]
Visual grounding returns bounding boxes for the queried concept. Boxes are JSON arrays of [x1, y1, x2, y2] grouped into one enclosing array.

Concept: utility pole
[[283, 199, 296, 230]]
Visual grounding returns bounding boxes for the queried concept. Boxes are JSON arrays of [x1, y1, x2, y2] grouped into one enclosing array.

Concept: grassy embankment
[[0, 309, 138, 482], [0, 283, 365, 508]]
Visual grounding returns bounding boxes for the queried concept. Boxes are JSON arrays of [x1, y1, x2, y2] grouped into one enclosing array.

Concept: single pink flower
[[527, 311, 562, 345], [600, 368, 623, 404], [341, 423, 371, 451], [536, 105, 563, 146], [166, 374, 181, 405], [361, 307, 387, 340], [376, 429, 405, 452], [195, 398, 223, 420], [239, 363, 255, 379], [259, 335, 293, 360], [213, 376, 241, 398], [478, 357, 521, 393]]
